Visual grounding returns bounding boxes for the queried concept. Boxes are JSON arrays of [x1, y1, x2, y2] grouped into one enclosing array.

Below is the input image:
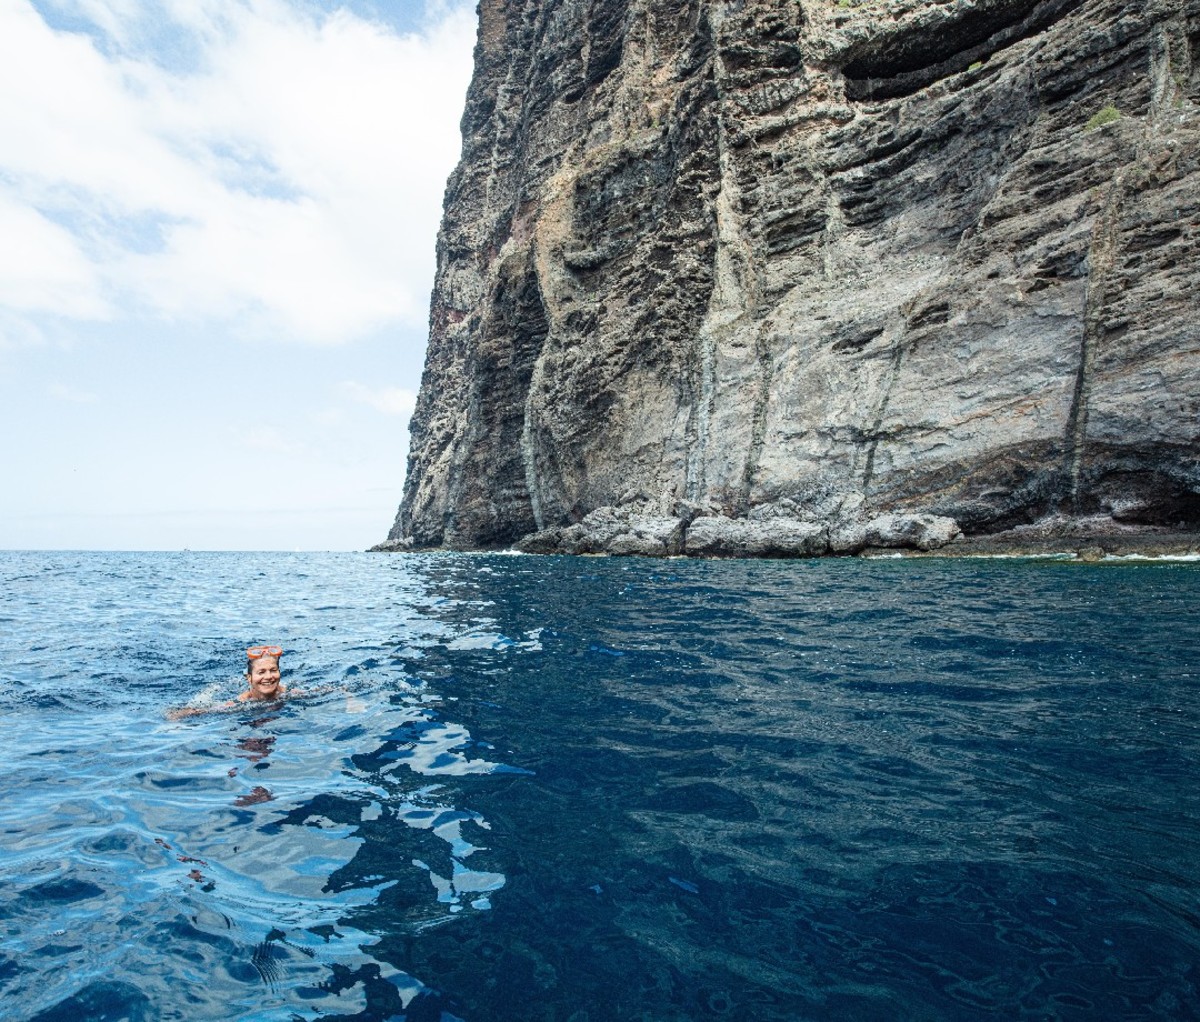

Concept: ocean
[[1, 550, 1197, 1021]]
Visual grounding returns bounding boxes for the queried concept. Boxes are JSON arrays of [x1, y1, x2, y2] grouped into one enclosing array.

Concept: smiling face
[[245, 656, 282, 700]]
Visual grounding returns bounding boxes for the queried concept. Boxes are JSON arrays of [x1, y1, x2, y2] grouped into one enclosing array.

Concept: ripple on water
[[1, 552, 1198, 1020]]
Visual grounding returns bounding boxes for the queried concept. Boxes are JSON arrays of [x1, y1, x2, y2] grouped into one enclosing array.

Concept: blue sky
[[0, 0, 476, 550]]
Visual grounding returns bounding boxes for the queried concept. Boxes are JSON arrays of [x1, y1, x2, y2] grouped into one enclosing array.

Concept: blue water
[[1, 551, 1198, 1021]]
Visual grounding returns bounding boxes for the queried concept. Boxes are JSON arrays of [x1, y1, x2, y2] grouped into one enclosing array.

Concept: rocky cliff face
[[383, 0, 1200, 556]]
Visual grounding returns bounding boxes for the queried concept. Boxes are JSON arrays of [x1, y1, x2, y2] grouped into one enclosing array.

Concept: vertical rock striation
[[383, 0, 1200, 556]]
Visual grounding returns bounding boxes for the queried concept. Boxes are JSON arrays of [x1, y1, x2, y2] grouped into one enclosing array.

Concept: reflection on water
[[3, 681, 514, 1020], [0, 551, 526, 1021], [1, 551, 1199, 1021]]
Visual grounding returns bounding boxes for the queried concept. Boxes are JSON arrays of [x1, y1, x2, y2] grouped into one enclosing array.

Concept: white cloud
[[0, 0, 476, 344], [0, 186, 109, 318], [339, 380, 417, 416]]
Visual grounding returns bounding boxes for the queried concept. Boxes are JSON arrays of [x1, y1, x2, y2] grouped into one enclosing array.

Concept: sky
[[0, 0, 477, 550]]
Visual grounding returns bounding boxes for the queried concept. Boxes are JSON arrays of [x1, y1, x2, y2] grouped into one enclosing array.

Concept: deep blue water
[[1, 550, 1198, 1021]]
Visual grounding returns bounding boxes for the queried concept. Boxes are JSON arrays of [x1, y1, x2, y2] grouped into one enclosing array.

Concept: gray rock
[[513, 500, 961, 557], [516, 503, 686, 555], [861, 513, 962, 551], [381, 0, 1200, 558], [577, 505, 687, 555], [367, 537, 412, 553], [684, 517, 829, 558]]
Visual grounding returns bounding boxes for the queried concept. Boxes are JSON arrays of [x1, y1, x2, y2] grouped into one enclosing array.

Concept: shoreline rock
[[373, 506, 1200, 561], [923, 516, 1200, 560], [406, 499, 970, 557]]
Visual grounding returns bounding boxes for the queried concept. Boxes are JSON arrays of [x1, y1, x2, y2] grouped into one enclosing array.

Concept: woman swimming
[[240, 645, 287, 702], [167, 644, 289, 718]]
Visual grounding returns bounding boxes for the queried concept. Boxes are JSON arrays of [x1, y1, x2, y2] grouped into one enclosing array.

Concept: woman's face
[[245, 656, 282, 699]]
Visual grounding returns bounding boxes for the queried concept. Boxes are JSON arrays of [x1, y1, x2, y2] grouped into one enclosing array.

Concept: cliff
[[381, 0, 1200, 557]]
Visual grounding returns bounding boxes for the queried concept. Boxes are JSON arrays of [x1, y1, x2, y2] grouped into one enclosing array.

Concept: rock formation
[[380, 0, 1200, 557]]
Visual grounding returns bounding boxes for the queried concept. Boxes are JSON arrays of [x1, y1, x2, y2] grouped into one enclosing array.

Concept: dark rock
[[380, 0, 1200, 559]]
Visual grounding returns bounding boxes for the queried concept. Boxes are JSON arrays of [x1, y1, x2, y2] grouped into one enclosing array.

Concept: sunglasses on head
[[246, 645, 283, 659]]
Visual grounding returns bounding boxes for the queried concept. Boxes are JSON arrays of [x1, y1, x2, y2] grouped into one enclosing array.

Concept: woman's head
[[245, 645, 283, 700]]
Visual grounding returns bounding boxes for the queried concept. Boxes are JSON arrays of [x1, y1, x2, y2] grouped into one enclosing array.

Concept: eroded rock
[[514, 502, 962, 557], [381, 0, 1200, 558], [516, 503, 687, 556], [862, 513, 963, 552], [683, 516, 828, 558]]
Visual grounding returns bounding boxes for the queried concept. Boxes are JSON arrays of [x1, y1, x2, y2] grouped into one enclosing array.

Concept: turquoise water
[[1, 550, 1197, 1020]]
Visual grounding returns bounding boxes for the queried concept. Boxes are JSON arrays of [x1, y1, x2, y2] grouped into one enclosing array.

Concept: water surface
[[1, 551, 1197, 1020]]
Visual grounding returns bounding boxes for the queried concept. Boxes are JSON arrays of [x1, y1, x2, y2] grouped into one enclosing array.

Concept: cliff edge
[[379, 0, 1200, 557]]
